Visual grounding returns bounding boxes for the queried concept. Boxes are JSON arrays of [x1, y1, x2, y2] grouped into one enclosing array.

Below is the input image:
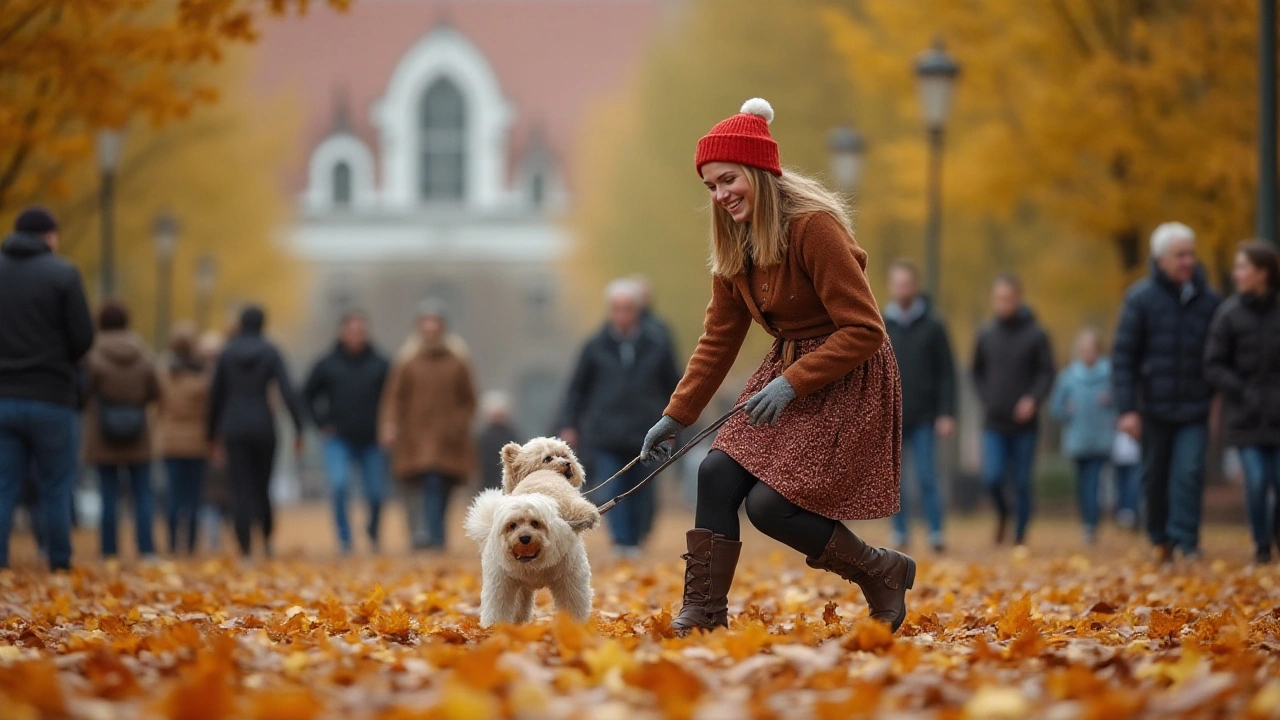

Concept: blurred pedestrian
[[303, 310, 390, 555], [0, 207, 93, 571], [83, 300, 161, 561], [639, 99, 910, 635], [207, 305, 305, 560], [195, 331, 230, 551], [1050, 328, 1117, 544], [1110, 430, 1142, 531], [883, 259, 956, 552], [630, 273, 676, 353], [1204, 240, 1280, 563], [380, 300, 476, 551], [477, 392, 519, 492], [1113, 222, 1220, 562], [972, 274, 1054, 546], [157, 322, 211, 556], [560, 278, 680, 559]]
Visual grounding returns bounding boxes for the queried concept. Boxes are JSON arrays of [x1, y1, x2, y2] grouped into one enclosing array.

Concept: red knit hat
[[695, 98, 781, 177]]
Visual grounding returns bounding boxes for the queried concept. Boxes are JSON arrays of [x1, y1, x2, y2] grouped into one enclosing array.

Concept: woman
[[1049, 328, 1117, 544], [157, 323, 211, 555], [380, 300, 477, 551], [1204, 241, 1280, 563], [207, 306, 304, 559], [84, 300, 161, 560], [639, 99, 911, 634]]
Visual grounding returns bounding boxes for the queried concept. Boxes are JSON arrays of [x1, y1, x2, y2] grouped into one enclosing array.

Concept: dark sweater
[[1203, 290, 1280, 447], [884, 296, 956, 428], [303, 343, 390, 446], [208, 331, 304, 442], [972, 306, 1055, 434], [0, 232, 94, 407]]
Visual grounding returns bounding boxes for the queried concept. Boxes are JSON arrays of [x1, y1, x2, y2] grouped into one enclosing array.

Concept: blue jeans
[[97, 463, 156, 557], [892, 423, 944, 542], [1141, 420, 1207, 551], [164, 458, 205, 555], [0, 399, 78, 570], [595, 448, 654, 548], [323, 437, 389, 551], [981, 429, 1038, 542], [1238, 445, 1280, 552], [416, 472, 455, 549], [1113, 463, 1141, 518], [1074, 456, 1107, 532]]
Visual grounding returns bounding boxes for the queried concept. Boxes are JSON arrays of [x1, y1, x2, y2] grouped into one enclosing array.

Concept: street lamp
[[153, 210, 179, 349], [195, 254, 218, 331], [96, 129, 125, 300], [827, 125, 867, 193], [914, 39, 960, 302], [1259, 0, 1278, 245]]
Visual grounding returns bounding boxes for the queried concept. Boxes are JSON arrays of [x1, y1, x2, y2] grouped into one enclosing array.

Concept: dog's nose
[[519, 534, 532, 544]]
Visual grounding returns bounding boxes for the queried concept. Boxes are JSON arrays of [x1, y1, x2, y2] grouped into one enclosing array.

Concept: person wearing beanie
[[638, 99, 912, 635], [207, 304, 305, 559], [379, 299, 477, 551], [0, 206, 94, 571]]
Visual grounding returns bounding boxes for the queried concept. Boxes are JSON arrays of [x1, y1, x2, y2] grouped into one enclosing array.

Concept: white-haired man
[[558, 278, 680, 559], [1112, 222, 1221, 563]]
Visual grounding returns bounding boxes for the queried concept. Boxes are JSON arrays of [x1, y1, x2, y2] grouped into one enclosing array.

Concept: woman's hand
[[746, 376, 796, 426], [640, 416, 685, 464]]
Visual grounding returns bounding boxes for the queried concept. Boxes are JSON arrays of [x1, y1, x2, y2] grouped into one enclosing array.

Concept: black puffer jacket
[[303, 343, 389, 446], [884, 296, 957, 429], [208, 328, 304, 442], [972, 306, 1055, 434], [1204, 291, 1280, 447], [0, 232, 94, 407], [558, 322, 680, 455], [1112, 262, 1221, 424]]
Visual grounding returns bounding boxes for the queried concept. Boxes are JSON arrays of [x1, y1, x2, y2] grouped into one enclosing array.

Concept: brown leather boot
[[806, 524, 916, 632], [671, 529, 742, 637]]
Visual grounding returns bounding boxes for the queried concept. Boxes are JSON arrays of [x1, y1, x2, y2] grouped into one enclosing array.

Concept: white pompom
[[740, 98, 774, 125]]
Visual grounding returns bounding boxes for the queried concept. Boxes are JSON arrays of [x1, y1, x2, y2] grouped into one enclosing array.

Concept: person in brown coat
[[157, 323, 211, 556], [83, 301, 161, 559], [638, 99, 912, 635], [380, 300, 477, 550]]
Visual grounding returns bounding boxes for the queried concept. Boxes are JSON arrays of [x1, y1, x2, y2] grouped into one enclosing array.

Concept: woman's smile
[[701, 161, 754, 223]]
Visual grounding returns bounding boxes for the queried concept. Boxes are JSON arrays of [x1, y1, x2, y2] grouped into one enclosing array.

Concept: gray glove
[[640, 415, 686, 464], [745, 376, 796, 426]]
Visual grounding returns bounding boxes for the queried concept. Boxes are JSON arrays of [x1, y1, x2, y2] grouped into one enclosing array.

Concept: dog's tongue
[[513, 544, 540, 559]]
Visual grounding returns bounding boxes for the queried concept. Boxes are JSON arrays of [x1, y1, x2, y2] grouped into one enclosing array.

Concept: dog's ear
[[500, 442, 523, 494], [568, 457, 587, 488]]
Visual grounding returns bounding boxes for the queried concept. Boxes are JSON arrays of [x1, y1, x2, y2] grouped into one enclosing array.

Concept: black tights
[[694, 450, 835, 558]]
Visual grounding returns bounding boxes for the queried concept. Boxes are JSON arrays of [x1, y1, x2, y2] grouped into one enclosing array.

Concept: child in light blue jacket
[[1050, 329, 1118, 543]]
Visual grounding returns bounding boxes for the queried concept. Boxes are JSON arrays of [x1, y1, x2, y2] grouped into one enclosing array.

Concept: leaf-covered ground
[[2, 506, 1279, 719]]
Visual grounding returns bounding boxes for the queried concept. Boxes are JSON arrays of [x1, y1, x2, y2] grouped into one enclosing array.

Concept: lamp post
[[827, 125, 867, 193], [914, 39, 960, 302], [153, 210, 179, 349], [195, 254, 217, 332], [1259, 0, 1278, 245], [96, 129, 125, 300]]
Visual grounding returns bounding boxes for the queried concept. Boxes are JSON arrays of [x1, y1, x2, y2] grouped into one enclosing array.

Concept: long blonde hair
[[707, 165, 853, 277]]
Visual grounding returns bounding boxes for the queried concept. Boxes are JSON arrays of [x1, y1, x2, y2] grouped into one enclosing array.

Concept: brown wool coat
[[665, 211, 887, 426], [83, 331, 161, 466], [380, 342, 478, 482], [157, 364, 212, 459]]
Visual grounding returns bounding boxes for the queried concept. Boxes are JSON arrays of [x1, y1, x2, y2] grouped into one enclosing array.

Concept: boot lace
[[827, 548, 899, 590], [680, 551, 712, 603]]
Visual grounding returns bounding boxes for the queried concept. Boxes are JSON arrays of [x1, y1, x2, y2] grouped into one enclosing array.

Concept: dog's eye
[[544, 455, 552, 463], [530, 520, 541, 529], [507, 522, 517, 531]]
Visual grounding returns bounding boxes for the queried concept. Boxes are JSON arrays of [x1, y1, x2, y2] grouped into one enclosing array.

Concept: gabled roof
[[251, 0, 669, 194]]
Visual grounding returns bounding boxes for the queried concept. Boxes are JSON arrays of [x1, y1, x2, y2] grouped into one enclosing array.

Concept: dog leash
[[594, 402, 748, 516]]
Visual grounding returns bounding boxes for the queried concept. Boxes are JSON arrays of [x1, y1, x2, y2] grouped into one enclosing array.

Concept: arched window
[[419, 79, 466, 201], [332, 161, 352, 208]]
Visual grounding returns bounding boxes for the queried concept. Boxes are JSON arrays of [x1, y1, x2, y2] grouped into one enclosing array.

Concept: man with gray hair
[[559, 278, 680, 559], [1112, 222, 1220, 563]]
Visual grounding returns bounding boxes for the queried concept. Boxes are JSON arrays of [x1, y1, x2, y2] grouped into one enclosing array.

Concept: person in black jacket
[[477, 391, 520, 492], [303, 310, 390, 555], [883, 260, 956, 552], [208, 305, 305, 559], [559, 278, 680, 559], [1113, 222, 1221, 562], [0, 208, 94, 571], [1204, 241, 1280, 563], [972, 274, 1055, 547]]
